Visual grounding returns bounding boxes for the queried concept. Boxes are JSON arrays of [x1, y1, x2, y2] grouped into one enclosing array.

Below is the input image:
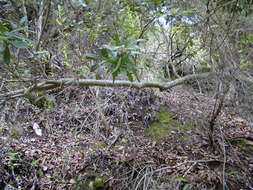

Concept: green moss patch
[[230, 138, 253, 152], [90, 141, 108, 151], [75, 169, 109, 190], [24, 92, 55, 109], [143, 106, 196, 141]]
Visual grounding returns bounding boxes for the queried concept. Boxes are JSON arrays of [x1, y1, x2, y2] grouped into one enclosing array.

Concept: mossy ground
[[90, 141, 108, 150], [143, 106, 197, 142], [75, 168, 108, 190], [230, 138, 253, 152]]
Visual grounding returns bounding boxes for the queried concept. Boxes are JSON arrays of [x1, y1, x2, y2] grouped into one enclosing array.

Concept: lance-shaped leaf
[[3, 44, 10, 64], [10, 40, 28, 48]]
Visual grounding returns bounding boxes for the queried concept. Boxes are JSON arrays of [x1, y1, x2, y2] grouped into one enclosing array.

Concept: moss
[[143, 121, 169, 140], [9, 126, 23, 139], [24, 92, 55, 109], [117, 138, 129, 146], [197, 63, 211, 73], [76, 133, 87, 137], [75, 169, 108, 190], [143, 106, 197, 141], [90, 141, 108, 151], [93, 177, 105, 188], [230, 138, 253, 151]]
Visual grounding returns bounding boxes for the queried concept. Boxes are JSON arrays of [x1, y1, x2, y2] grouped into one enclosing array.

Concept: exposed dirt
[[0, 87, 252, 190]]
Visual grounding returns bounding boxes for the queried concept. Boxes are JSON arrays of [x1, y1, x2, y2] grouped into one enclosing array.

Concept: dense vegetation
[[0, 0, 253, 189]]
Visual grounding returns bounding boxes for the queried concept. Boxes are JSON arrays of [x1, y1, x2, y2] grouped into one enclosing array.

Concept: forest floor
[[0, 86, 253, 190]]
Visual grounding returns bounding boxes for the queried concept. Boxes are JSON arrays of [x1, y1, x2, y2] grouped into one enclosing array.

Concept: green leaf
[[130, 51, 142, 55], [3, 45, 11, 64], [112, 57, 122, 75], [13, 163, 21, 166], [0, 42, 5, 52], [20, 16, 28, 24], [170, 8, 178, 14], [127, 72, 133, 81], [183, 183, 190, 190], [7, 32, 33, 43], [227, 171, 243, 176], [73, 0, 87, 7], [11, 27, 28, 33], [7, 152, 19, 157], [152, 0, 163, 6], [104, 56, 118, 65], [86, 53, 101, 60], [101, 45, 124, 51], [135, 38, 145, 43], [100, 48, 109, 58], [172, 176, 190, 182], [0, 23, 7, 33], [126, 45, 141, 50], [56, 18, 62, 25], [10, 40, 28, 48], [33, 50, 49, 55], [90, 64, 99, 72], [113, 34, 121, 46]]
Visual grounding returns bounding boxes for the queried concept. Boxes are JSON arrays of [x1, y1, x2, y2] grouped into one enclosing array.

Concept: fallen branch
[[0, 72, 215, 100], [43, 72, 214, 89], [1, 71, 252, 101]]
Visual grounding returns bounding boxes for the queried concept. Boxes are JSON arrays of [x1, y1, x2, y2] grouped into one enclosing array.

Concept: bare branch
[[37, 72, 216, 90], [1, 71, 253, 102]]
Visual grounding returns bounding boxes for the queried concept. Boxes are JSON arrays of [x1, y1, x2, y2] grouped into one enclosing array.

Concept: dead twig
[[134, 159, 222, 190]]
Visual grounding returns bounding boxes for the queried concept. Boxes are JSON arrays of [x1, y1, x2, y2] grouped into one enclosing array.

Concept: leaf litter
[[0, 86, 252, 189]]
